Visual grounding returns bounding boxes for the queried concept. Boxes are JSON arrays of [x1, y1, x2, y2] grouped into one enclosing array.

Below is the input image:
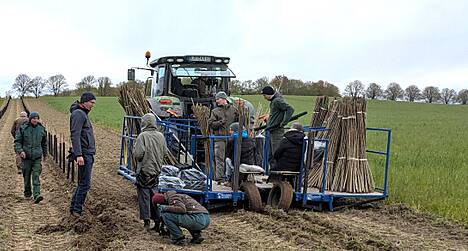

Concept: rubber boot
[[190, 230, 204, 244], [143, 219, 151, 230]]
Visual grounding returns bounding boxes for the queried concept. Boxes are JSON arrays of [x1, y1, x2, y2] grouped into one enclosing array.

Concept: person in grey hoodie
[[133, 113, 169, 230], [69, 92, 96, 217]]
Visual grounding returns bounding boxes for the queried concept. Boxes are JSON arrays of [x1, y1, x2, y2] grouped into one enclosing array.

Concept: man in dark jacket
[[14, 111, 47, 203], [11, 111, 28, 174], [152, 191, 210, 245], [261, 86, 294, 167], [133, 113, 169, 230], [69, 92, 96, 217], [272, 123, 305, 172], [208, 91, 239, 181]]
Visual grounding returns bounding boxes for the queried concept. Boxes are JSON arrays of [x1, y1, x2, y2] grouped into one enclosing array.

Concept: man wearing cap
[[133, 113, 169, 230], [208, 91, 239, 181], [11, 111, 29, 174], [69, 92, 96, 217], [152, 191, 210, 245], [14, 111, 47, 203], [261, 86, 294, 166]]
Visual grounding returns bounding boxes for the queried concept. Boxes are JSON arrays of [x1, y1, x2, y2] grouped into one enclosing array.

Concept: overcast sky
[[1, 0, 467, 97]]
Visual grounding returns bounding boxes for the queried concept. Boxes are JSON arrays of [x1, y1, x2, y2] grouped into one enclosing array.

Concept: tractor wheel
[[240, 182, 263, 212], [267, 181, 293, 211]]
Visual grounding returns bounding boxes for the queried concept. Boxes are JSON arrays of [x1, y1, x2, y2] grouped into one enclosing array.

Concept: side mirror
[[145, 77, 153, 96], [128, 69, 136, 81]]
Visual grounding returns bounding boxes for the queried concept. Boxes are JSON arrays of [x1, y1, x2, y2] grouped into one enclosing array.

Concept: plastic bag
[[158, 176, 185, 189], [160, 165, 179, 177], [179, 168, 207, 191]]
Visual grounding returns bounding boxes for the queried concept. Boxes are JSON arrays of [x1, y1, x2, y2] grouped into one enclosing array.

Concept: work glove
[[158, 204, 166, 213]]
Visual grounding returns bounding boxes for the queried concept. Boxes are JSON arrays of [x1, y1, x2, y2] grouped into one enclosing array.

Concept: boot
[[143, 219, 151, 230], [190, 230, 204, 244], [34, 195, 43, 204], [150, 220, 160, 232], [171, 236, 186, 246]]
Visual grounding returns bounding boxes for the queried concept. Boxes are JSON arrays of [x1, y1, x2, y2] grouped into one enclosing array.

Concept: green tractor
[[128, 52, 254, 120]]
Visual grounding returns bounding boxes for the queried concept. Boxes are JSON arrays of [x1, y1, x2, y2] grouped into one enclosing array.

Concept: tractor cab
[[128, 54, 236, 119]]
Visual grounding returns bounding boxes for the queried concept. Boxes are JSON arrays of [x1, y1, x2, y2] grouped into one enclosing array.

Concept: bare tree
[[422, 86, 441, 103], [97, 76, 112, 96], [253, 77, 269, 92], [384, 82, 404, 101], [29, 76, 47, 98], [269, 75, 288, 93], [344, 80, 365, 98], [441, 88, 456, 104], [458, 89, 468, 105], [47, 74, 68, 96], [366, 83, 383, 99], [404, 85, 421, 102], [77, 75, 96, 91], [12, 74, 32, 97]]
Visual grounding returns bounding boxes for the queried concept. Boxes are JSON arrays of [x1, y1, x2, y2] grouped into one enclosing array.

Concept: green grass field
[[41, 95, 468, 223]]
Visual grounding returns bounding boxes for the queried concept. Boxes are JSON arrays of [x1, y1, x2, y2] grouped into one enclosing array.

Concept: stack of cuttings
[[253, 102, 268, 135], [118, 83, 151, 116], [308, 99, 342, 190], [307, 97, 374, 193], [332, 97, 374, 193], [192, 103, 211, 170]]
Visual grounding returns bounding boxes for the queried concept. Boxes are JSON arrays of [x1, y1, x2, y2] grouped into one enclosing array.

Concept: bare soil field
[[0, 98, 466, 250]]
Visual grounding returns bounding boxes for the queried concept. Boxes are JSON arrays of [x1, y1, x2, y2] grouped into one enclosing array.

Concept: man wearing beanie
[[260, 86, 294, 167], [69, 92, 96, 217], [208, 91, 239, 181], [11, 111, 29, 174], [15, 111, 47, 203], [133, 113, 169, 231]]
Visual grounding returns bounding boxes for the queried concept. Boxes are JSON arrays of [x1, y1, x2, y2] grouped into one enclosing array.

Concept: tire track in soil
[[0, 100, 78, 250], [24, 98, 468, 251]]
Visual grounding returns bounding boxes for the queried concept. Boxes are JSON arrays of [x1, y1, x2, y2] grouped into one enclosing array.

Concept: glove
[[157, 204, 166, 212]]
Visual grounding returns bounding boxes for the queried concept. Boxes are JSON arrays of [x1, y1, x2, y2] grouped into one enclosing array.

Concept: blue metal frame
[[118, 115, 246, 206], [293, 127, 392, 211]]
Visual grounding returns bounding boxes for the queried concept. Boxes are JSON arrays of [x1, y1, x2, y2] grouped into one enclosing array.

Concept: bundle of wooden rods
[[234, 101, 251, 137], [307, 97, 374, 193], [253, 103, 268, 136], [191, 103, 211, 170]]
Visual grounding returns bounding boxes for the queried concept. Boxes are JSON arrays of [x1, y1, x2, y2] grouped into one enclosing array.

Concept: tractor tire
[[267, 181, 293, 211], [240, 182, 264, 212]]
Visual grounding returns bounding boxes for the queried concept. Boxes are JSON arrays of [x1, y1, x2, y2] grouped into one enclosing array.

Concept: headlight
[[215, 58, 222, 63], [223, 59, 230, 64], [176, 58, 184, 63], [167, 58, 175, 62]]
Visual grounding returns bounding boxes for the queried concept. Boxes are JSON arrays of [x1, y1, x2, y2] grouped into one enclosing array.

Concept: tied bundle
[[192, 103, 211, 170]]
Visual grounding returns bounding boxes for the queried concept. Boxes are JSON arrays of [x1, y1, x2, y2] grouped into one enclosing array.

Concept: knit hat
[[289, 122, 304, 132], [215, 91, 228, 100], [20, 111, 27, 117], [229, 122, 243, 132], [29, 111, 39, 121], [152, 193, 165, 205], [261, 86, 275, 95], [80, 92, 96, 103], [141, 113, 156, 130]]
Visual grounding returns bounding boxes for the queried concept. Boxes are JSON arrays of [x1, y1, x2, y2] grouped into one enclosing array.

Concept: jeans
[[214, 140, 226, 181], [70, 154, 94, 214], [137, 186, 159, 220], [22, 158, 42, 198], [268, 129, 284, 167], [162, 212, 210, 240]]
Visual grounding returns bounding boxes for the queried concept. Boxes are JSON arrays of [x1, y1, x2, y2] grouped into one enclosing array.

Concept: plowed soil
[[0, 98, 466, 251]]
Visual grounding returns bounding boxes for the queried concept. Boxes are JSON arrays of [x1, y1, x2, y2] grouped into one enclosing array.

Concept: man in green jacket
[[208, 91, 239, 181], [261, 86, 294, 167], [133, 113, 169, 230], [14, 111, 47, 203]]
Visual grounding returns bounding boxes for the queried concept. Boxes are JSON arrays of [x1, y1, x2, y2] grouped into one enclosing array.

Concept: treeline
[[11, 73, 142, 98], [344, 80, 468, 104], [230, 75, 340, 96]]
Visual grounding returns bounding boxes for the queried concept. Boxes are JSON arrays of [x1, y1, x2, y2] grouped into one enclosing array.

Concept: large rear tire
[[267, 181, 293, 211], [240, 181, 264, 212]]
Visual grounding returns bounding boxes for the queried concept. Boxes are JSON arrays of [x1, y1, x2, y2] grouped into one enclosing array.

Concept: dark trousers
[[268, 129, 284, 167], [70, 154, 93, 214], [162, 212, 210, 240], [22, 158, 42, 198], [137, 186, 159, 220]]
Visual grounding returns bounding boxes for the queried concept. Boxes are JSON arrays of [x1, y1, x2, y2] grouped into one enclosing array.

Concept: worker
[[191, 76, 208, 97], [261, 86, 294, 167], [69, 92, 96, 217], [152, 191, 210, 245], [133, 113, 169, 230], [11, 111, 29, 174], [14, 111, 47, 203], [225, 122, 255, 181], [271, 122, 305, 172], [208, 91, 239, 181]]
